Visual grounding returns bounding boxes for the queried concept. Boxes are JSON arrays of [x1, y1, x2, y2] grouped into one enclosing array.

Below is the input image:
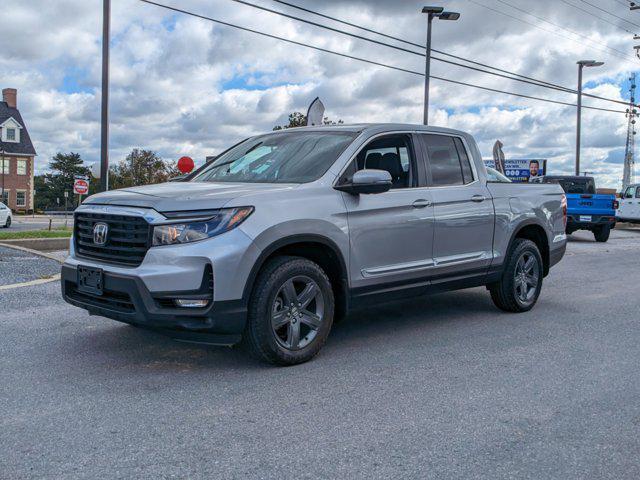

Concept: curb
[[0, 242, 64, 263], [0, 237, 70, 252]]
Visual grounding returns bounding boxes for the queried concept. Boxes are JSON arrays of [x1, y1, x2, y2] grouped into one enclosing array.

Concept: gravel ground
[[0, 246, 61, 286], [1, 229, 640, 479]]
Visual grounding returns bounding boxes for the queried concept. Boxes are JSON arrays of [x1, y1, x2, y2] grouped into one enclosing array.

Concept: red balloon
[[177, 156, 194, 174]]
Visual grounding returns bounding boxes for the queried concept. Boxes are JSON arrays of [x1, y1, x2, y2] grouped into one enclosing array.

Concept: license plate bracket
[[579, 215, 592, 223], [77, 265, 104, 296]]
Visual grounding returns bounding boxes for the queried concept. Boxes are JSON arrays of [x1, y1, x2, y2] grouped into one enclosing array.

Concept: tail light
[[561, 194, 567, 228], [613, 200, 619, 210]]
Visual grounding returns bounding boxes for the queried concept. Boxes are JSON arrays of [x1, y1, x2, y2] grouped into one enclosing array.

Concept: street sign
[[73, 179, 89, 195], [64, 191, 69, 198]]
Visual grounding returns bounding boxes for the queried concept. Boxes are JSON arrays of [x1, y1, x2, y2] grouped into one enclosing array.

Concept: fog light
[[174, 299, 209, 308]]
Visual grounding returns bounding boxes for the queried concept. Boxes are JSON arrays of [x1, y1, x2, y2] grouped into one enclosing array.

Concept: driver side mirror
[[335, 169, 392, 195]]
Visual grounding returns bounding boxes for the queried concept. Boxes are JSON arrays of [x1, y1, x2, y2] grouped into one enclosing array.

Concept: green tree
[[109, 149, 179, 189], [35, 152, 89, 211], [273, 112, 343, 130]]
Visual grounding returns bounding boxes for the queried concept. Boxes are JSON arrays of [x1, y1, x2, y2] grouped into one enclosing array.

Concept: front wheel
[[3, 216, 10, 228], [593, 225, 610, 242], [489, 239, 544, 313], [243, 256, 335, 365]]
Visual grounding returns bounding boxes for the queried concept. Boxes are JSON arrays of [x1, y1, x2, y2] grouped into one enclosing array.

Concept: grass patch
[[0, 229, 73, 240]]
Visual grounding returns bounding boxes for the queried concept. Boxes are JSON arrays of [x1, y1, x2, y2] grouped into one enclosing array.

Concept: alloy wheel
[[271, 275, 325, 351], [513, 252, 539, 305]]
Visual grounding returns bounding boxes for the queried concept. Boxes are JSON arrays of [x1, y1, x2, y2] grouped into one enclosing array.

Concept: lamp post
[[100, 0, 110, 192], [575, 60, 603, 176], [421, 6, 460, 125]]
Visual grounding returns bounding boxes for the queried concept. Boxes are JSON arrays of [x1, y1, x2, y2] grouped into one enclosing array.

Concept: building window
[[6, 128, 16, 141], [0, 158, 9, 174], [2, 190, 10, 205], [16, 159, 27, 175], [16, 191, 26, 207]]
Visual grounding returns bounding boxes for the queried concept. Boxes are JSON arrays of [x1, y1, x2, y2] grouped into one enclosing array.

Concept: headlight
[[152, 206, 254, 246]]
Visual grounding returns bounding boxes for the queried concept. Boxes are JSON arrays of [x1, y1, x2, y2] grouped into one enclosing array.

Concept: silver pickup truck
[[61, 124, 567, 365]]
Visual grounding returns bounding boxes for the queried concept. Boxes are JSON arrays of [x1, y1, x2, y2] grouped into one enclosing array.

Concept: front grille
[[74, 212, 152, 266], [67, 283, 135, 313]]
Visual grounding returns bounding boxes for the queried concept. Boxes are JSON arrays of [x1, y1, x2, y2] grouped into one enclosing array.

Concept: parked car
[[0, 202, 12, 228], [61, 124, 567, 365], [617, 183, 640, 223], [531, 175, 617, 242]]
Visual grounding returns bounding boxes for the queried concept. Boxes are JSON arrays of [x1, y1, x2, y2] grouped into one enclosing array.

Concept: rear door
[[338, 133, 435, 294], [418, 134, 494, 279]]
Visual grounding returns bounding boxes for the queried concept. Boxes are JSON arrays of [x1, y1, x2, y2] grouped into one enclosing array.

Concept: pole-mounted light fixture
[[575, 59, 604, 176], [421, 6, 460, 125]]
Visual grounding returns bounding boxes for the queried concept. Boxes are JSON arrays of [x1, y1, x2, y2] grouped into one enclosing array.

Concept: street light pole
[[576, 64, 583, 176], [422, 6, 460, 125], [575, 60, 604, 176], [100, 0, 111, 192]]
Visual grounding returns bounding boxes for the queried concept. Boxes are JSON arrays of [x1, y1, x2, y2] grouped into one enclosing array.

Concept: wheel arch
[[507, 221, 550, 276], [242, 234, 350, 320]]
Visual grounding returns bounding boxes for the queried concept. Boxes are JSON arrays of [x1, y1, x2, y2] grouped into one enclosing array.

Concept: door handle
[[412, 199, 432, 208], [471, 195, 486, 203]]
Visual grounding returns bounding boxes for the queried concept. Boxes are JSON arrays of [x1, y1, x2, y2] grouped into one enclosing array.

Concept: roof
[[267, 123, 471, 139], [0, 101, 36, 156]]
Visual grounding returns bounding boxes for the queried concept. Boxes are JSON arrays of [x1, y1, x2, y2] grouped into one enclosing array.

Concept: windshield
[[486, 167, 511, 183], [192, 131, 357, 184]]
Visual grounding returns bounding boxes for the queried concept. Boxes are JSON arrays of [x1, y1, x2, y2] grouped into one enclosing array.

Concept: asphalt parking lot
[[8, 215, 73, 232], [2, 229, 640, 479]]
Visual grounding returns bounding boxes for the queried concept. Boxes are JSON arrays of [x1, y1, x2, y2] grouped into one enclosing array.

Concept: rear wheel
[[489, 239, 543, 313], [243, 256, 334, 365], [593, 225, 610, 242], [3, 216, 10, 228]]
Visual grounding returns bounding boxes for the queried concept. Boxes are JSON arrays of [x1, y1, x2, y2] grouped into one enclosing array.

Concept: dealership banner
[[483, 159, 547, 183]]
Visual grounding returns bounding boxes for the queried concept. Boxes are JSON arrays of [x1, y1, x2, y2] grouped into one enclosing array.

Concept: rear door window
[[420, 134, 474, 186]]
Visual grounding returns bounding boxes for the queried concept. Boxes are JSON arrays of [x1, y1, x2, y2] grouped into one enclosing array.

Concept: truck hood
[[84, 181, 298, 212]]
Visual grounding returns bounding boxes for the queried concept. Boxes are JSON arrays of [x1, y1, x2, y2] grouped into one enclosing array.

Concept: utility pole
[[623, 74, 637, 192], [575, 60, 604, 176], [100, 0, 111, 192], [421, 6, 460, 125]]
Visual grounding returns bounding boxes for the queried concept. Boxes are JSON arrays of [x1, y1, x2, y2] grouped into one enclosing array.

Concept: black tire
[[489, 239, 544, 313], [3, 216, 10, 228], [593, 225, 610, 242], [243, 256, 335, 366]]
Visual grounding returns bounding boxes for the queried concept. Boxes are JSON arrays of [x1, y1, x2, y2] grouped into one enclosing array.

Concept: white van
[[617, 184, 640, 223]]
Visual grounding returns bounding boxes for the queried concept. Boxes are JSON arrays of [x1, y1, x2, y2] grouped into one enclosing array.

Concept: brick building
[[0, 88, 37, 212]]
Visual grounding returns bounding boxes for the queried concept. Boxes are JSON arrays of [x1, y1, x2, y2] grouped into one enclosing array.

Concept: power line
[[268, 0, 634, 107], [136, 0, 627, 114], [559, 0, 635, 33], [271, 0, 563, 89], [470, 0, 637, 63], [576, 0, 640, 29]]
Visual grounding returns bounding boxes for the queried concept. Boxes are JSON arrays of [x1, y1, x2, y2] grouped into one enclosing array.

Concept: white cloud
[[1, 0, 638, 187]]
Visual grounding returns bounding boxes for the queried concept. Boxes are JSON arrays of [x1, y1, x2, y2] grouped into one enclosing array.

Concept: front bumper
[[61, 265, 246, 345]]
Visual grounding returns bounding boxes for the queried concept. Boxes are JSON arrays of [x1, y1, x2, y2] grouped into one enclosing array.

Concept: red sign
[[177, 156, 195, 174], [74, 179, 89, 195]]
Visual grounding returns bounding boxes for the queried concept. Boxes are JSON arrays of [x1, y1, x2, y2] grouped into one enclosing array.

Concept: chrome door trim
[[433, 251, 492, 267], [361, 258, 435, 277]]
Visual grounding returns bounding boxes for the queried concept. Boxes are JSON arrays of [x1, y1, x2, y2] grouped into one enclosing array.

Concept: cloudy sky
[[2, 0, 639, 187]]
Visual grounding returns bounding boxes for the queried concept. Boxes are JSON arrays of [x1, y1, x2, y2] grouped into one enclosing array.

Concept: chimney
[[2, 88, 17, 108]]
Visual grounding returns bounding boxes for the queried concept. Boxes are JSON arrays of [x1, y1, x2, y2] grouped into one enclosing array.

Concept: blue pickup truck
[[531, 175, 617, 242]]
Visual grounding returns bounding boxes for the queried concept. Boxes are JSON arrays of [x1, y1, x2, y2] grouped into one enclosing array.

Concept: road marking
[[0, 273, 60, 290], [0, 274, 61, 291]]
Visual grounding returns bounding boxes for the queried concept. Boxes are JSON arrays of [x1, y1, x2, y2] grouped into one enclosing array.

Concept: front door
[[418, 134, 494, 281], [619, 186, 640, 220], [337, 133, 435, 295]]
